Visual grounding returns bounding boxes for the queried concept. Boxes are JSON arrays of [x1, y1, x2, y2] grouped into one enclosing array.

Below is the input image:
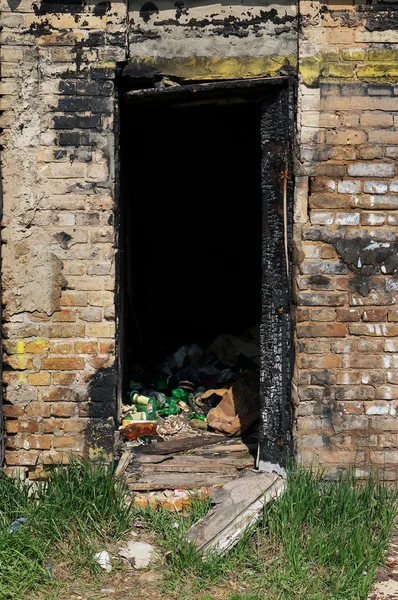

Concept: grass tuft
[[0, 457, 134, 600], [136, 465, 398, 600]]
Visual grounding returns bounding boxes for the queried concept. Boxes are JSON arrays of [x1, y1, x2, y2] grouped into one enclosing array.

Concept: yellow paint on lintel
[[130, 55, 297, 81], [300, 50, 398, 85]]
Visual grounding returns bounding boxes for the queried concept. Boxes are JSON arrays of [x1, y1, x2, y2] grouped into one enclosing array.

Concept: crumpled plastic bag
[[206, 371, 260, 436]]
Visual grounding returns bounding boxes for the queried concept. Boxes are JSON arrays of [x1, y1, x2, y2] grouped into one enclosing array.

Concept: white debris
[[118, 541, 156, 569], [94, 550, 112, 572]]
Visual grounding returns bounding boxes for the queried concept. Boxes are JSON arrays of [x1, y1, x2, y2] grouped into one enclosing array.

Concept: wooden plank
[[189, 443, 257, 454], [134, 435, 226, 455], [133, 454, 252, 466], [140, 463, 238, 475], [186, 473, 285, 555], [127, 474, 234, 491], [115, 451, 133, 479], [127, 482, 228, 491]]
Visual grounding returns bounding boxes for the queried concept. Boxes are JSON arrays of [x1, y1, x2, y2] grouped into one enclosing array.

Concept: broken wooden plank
[[189, 443, 257, 454], [115, 450, 133, 479], [133, 454, 253, 467], [134, 435, 226, 455], [127, 476, 234, 491], [139, 463, 238, 475], [186, 472, 284, 555], [127, 482, 226, 491]]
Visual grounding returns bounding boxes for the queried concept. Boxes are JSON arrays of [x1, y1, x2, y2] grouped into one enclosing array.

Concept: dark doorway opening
[[118, 77, 294, 471], [121, 100, 262, 381]]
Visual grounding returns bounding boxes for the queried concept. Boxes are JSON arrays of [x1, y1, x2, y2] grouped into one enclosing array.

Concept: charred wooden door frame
[[119, 75, 294, 473]]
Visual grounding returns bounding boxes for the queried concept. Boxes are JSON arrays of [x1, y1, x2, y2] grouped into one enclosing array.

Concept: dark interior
[[119, 93, 263, 394]]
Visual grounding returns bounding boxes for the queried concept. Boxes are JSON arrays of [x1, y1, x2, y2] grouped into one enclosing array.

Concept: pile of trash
[[119, 328, 260, 441]]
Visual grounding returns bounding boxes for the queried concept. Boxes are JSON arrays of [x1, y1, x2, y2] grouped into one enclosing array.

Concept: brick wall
[[295, 1, 398, 478], [0, 0, 126, 478], [1, 0, 398, 478]]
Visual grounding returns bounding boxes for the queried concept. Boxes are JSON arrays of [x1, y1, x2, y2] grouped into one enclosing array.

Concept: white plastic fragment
[[94, 550, 112, 572]]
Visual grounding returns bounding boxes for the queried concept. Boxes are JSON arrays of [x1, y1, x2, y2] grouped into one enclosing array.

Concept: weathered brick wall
[[295, 1, 398, 477], [0, 0, 298, 477], [0, 0, 126, 478], [1, 0, 397, 478]]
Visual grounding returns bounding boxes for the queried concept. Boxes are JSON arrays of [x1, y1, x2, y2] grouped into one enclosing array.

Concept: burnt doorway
[[118, 77, 294, 472]]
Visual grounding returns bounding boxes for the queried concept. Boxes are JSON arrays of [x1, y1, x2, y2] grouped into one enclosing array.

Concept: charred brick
[[53, 116, 76, 130], [58, 132, 90, 147], [58, 97, 90, 113], [76, 116, 100, 129], [91, 97, 112, 115]]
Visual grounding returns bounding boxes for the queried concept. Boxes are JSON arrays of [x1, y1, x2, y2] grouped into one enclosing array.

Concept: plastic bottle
[[130, 393, 151, 406], [158, 398, 180, 417], [145, 399, 160, 420], [172, 388, 189, 403], [121, 421, 157, 440]]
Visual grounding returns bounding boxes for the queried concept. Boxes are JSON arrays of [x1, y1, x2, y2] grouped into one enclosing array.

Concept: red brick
[[321, 245, 337, 259], [53, 372, 77, 385], [370, 451, 398, 465], [27, 435, 52, 450], [311, 308, 336, 322], [296, 308, 310, 322], [88, 356, 114, 369], [298, 354, 340, 369], [53, 435, 81, 448], [336, 401, 363, 415], [349, 323, 398, 336], [362, 308, 387, 322], [341, 355, 390, 369], [28, 372, 51, 386], [60, 292, 88, 307], [51, 403, 76, 417], [336, 309, 360, 322], [99, 340, 115, 354], [297, 293, 345, 307], [360, 112, 394, 128], [5, 450, 39, 466], [309, 194, 348, 209], [3, 405, 25, 418], [25, 340, 49, 354], [297, 323, 346, 338], [49, 342, 73, 355], [362, 371, 386, 385], [40, 418, 64, 433], [375, 386, 398, 400], [47, 324, 85, 338], [336, 371, 361, 385], [75, 341, 98, 354], [62, 419, 88, 433], [41, 357, 85, 370], [388, 309, 398, 322], [52, 310, 77, 322], [357, 339, 384, 353], [41, 451, 80, 465], [26, 403, 51, 418], [42, 387, 75, 402], [6, 421, 39, 434]]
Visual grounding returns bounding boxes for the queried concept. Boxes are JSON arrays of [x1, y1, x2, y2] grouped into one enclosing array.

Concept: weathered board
[[186, 472, 284, 554]]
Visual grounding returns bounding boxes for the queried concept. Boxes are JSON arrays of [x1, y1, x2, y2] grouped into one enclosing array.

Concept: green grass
[[137, 466, 398, 600], [0, 458, 134, 600], [0, 462, 396, 600]]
